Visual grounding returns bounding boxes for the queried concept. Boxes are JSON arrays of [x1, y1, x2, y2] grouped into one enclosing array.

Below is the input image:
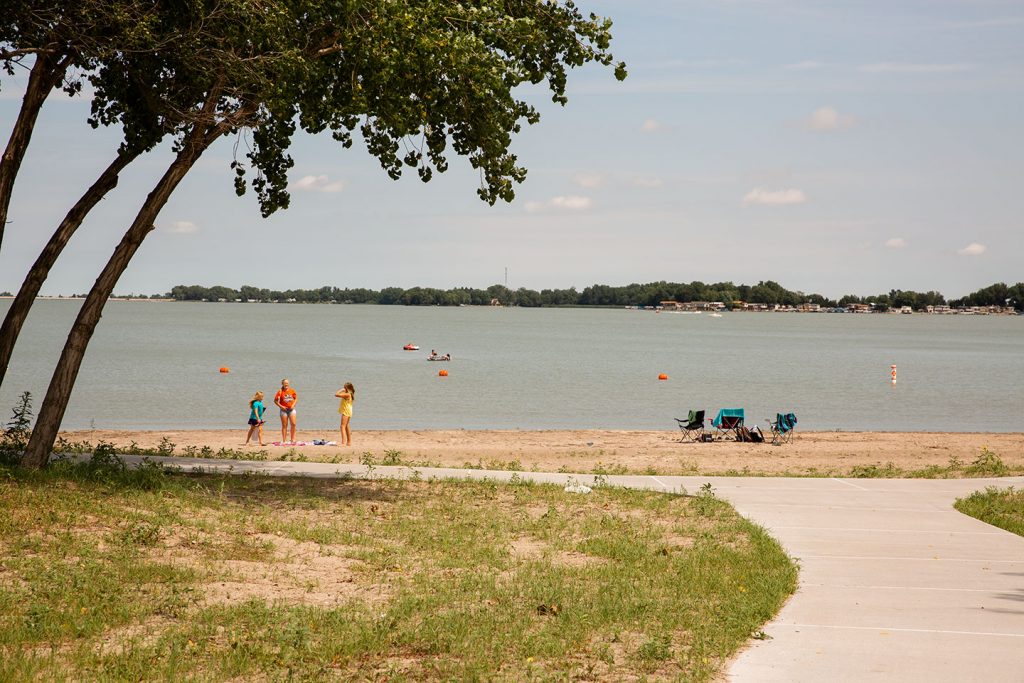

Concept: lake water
[[1, 300, 1021, 432]]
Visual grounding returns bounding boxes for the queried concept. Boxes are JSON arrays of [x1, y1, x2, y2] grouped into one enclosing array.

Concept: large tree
[[19, 0, 624, 467], [0, 1, 260, 388], [0, 1, 163, 250]]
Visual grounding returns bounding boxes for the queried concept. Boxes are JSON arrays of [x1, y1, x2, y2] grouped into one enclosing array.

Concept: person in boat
[[444, 352, 451, 361], [430, 349, 438, 359]]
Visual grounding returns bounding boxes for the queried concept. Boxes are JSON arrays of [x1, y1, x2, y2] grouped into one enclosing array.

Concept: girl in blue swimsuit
[[244, 391, 266, 446]]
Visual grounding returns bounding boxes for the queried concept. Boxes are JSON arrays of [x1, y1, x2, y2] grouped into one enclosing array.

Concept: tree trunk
[[21, 133, 213, 469], [0, 52, 67, 252], [0, 151, 138, 391]]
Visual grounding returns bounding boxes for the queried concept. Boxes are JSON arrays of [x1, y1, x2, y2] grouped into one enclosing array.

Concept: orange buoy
[[658, 373, 668, 380], [219, 367, 230, 373], [438, 369, 448, 377]]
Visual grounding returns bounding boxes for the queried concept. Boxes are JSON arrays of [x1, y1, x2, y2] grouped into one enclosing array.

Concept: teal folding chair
[[768, 412, 798, 445], [710, 408, 744, 440]]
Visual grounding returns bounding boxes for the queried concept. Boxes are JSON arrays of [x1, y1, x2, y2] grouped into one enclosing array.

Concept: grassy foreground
[[955, 487, 1024, 537], [0, 454, 796, 681]]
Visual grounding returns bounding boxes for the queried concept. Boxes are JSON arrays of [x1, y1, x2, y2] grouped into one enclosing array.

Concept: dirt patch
[[95, 615, 178, 656], [553, 550, 606, 568], [510, 535, 548, 560], [509, 534, 607, 569], [152, 531, 386, 609]]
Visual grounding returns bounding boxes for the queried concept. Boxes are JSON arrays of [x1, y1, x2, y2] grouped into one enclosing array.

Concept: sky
[[1, 0, 1022, 299]]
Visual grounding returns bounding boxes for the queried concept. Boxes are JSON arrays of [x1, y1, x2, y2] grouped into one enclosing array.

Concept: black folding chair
[[674, 409, 705, 442]]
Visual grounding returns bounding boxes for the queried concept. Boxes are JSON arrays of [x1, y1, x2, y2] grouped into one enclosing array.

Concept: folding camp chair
[[768, 412, 798, 445], [674, 410, 705, 442], [710, 408, 744, 440]]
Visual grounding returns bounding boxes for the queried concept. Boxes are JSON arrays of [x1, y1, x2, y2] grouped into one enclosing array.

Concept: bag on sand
[[736, 426, 764, 443]]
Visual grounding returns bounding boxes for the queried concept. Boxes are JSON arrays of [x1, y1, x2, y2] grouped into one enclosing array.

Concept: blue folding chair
[[768, 412, 798, 445], [710, 408, 744, 440]]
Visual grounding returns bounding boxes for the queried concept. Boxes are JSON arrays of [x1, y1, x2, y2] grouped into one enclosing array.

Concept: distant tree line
[[156, 281, 1024, 311]]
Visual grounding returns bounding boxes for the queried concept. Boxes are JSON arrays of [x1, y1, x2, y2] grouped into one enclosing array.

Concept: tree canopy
[[159, 280, 1024, 311]]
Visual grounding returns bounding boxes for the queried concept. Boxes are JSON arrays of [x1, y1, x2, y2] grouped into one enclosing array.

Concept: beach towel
[[270, 441, 309, 447]]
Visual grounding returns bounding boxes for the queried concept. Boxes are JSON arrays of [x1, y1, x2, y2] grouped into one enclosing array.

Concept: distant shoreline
[[7, 296, 1019, 315], [4, 278, 1021, 314]]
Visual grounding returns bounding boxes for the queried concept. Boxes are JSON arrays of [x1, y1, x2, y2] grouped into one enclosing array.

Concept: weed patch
[[964, 448, 1009, 477], [955, 487, 1024, 537]]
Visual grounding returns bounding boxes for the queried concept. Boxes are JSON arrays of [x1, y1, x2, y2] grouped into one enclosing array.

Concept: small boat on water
[[709, 312, 723, 318], [427, 356, 451, 362], [403, 344, 420, 351]]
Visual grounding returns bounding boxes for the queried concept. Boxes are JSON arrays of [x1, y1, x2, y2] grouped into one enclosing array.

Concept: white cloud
[[957, 242, 987, 256], [936, 16, 1024, 30], [573, 173, 605, 189], [674, 58, 746, 69], [164, 221, 199, 234], [632, 176, 664, 188], [785, 60, 826, 70], [551, 196, 591, 209], [741, 188, 807, 206], [289, 174, 345, 193], [524, 195, 593, 213], [859, 62, 971, 74], [885, 237, 907, 248], [806, 106, 856, 131], [640, 119, 668, 133], [640, 58, 746, 70]]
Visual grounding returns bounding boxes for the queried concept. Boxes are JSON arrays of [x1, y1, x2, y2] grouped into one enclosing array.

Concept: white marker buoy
[[890, 364, 897, 384]]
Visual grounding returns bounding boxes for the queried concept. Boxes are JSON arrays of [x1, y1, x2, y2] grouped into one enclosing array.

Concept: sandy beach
[[58, 429, 1024, 476]]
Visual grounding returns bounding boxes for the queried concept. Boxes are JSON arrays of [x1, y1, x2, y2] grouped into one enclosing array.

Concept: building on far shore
[[648, 300, 1019, 315], [658, 300, 724, 311]]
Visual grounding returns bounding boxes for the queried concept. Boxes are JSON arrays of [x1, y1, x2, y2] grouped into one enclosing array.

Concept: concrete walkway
[[127, 455, 1024, 682]]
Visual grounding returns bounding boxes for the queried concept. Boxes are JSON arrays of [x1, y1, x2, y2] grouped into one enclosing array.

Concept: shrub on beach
[[965, 448, 1009, 477], [0, 391, 33, 465]]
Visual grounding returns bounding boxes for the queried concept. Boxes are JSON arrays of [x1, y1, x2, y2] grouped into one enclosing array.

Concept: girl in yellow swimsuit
[[335, 382, 355, 446]]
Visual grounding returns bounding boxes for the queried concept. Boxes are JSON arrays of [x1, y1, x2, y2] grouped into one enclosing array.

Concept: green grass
[[0, 456, 797, 681], [955, 487, 1024, 537]]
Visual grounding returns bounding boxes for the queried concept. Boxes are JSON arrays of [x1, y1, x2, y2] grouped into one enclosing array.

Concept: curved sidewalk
[[127, 455, 1024, 682]]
